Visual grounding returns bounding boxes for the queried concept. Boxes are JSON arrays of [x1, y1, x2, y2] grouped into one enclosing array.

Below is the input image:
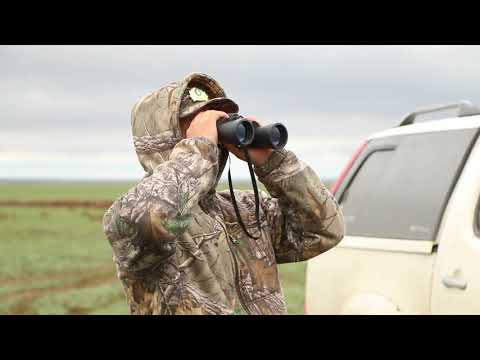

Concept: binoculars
[[217, 114, 288, 149]]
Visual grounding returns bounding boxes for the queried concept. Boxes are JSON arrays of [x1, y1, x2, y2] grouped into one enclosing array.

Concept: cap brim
[[179, 97, 239, 118]]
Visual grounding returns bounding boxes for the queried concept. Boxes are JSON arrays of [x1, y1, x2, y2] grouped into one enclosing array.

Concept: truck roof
[[369, 115, 480, 141]]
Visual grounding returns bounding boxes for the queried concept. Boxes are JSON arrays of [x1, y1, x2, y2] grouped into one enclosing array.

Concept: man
[[103, 72, 345, 315]]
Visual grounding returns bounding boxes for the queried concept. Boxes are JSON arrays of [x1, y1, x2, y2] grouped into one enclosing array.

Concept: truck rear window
[[339, 128, 478, 241]]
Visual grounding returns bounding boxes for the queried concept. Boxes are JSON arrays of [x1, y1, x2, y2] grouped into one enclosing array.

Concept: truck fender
[[339, 292, 401, 315]]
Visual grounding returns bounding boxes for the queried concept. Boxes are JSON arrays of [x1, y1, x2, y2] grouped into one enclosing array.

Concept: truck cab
[[305, 101, 480, 314]]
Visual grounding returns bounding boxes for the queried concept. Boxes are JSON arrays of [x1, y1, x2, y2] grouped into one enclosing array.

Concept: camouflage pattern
[[103, 72, 345, 315]]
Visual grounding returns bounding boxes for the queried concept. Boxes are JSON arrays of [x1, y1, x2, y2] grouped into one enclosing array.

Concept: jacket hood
[[131, 73, 232, 191]]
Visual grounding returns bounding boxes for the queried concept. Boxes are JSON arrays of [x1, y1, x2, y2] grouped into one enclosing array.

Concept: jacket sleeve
[[102, 137, 219, 275], [254, 148, 345, 263]]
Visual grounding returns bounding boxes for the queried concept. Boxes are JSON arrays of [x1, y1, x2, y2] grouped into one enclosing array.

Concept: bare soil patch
[[4, 270, 118, 315]]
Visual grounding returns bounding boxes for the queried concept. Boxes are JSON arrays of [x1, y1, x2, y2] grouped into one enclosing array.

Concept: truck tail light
[[330, 140, 368, 195]]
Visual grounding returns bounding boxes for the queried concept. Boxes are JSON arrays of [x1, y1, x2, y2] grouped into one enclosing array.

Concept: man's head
[[179, 86, 239, 138], [131, 72, 236, 187]]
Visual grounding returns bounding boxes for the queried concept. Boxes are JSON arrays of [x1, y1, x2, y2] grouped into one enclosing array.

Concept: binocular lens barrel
[[217, 114, 288, 149], [249, 123, 288, 150], [217, 118, 255, 147]]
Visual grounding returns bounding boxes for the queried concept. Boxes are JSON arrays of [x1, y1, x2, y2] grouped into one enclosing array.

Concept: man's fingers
[[223, 143, 246, 161], [244, 115, 261, 127], [212, 110, 229, 120], [195, 110, 228, 122]]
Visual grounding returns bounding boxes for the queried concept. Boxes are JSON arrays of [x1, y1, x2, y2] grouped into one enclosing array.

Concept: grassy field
[[0, 180, 319, 315]]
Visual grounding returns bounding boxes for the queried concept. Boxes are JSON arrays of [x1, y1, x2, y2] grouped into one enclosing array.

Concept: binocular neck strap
[[227, 148, 262, 240]]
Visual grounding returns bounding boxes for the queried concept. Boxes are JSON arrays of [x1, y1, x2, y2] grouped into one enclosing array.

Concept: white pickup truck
[[305, 101, 480, 314]]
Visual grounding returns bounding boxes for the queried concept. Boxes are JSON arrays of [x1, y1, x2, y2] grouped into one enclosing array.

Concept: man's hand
[[185, 110, 228, 145], [185, 112, 273, 167], [223, 116, 274, 167]]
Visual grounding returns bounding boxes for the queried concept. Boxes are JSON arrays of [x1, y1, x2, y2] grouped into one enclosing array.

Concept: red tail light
[[330, 141, 368, 195]]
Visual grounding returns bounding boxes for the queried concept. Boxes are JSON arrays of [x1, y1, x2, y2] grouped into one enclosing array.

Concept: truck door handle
[[442, 275, 467, 290]]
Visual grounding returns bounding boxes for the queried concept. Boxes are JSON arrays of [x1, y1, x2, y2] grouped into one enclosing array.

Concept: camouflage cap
[[179, 86, 239, 119]]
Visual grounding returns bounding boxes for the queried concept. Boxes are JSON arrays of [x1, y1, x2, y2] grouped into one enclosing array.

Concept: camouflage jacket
[[102, 73, 345, 315]]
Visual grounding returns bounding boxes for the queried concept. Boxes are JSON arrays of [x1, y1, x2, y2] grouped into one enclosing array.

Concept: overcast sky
[[2, 45, 480, 181]]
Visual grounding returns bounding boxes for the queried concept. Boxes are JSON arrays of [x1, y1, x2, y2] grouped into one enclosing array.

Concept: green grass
[[0, 180, 307, 315], [0, 205, 126, 315]]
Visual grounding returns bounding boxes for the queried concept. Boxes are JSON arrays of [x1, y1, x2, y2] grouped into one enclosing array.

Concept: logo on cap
[[189, 87, 209, 102]]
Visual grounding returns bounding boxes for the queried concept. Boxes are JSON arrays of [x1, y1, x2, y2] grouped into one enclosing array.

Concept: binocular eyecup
[[217, 114, 288, 150]]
